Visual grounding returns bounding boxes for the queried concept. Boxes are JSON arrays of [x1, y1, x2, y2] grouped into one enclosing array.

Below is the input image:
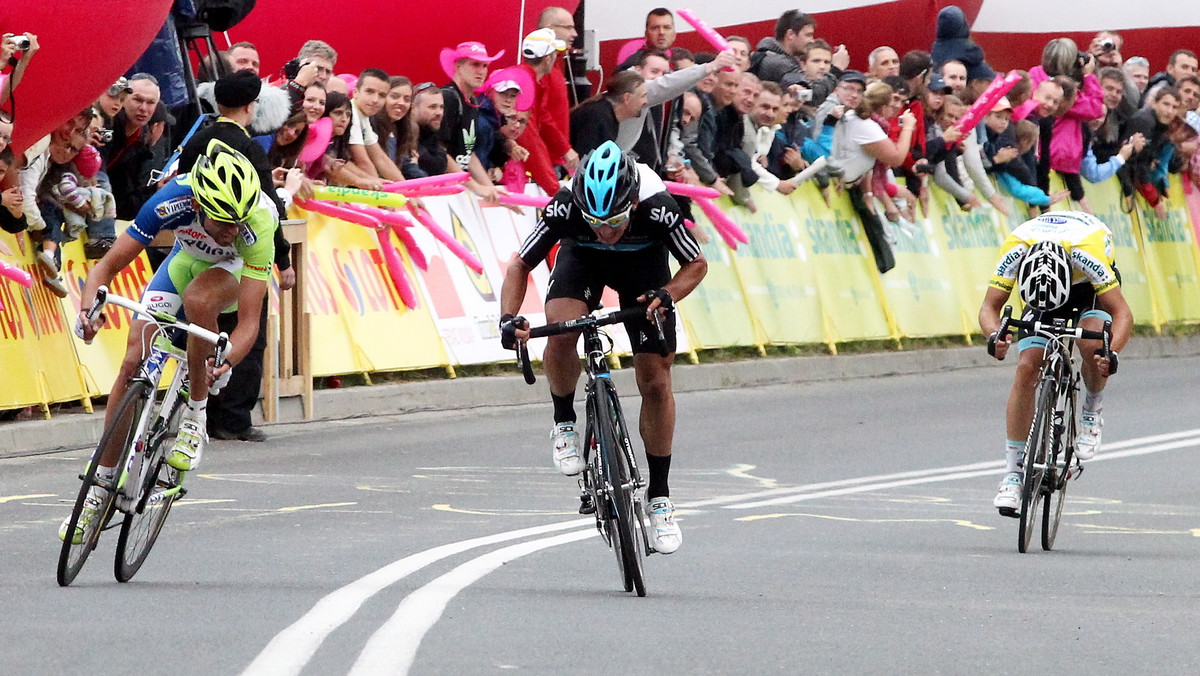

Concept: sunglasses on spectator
[[581, 208, 631, 228], [413, 81, 437, 95], [551, 23, 576, 30]]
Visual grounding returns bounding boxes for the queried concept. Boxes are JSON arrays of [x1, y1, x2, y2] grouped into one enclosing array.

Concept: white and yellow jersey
[[989, 211, 1119, 295]]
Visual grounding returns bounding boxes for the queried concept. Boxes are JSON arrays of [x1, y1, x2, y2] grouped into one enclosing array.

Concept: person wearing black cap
[[176, 69, 307, 443]]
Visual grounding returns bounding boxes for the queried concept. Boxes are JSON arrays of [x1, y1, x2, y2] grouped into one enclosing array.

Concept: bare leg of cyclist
[[168, 268, 239, 472], [634, 352, 683, 553], [543, 298, 588, 476], [1005, 347, 1043, 442], [95, 318, 158, 468], [1075, 313, 1109, 460]]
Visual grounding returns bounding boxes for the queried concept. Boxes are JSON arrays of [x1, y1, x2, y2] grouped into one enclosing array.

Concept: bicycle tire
[[115, 390, 185, 582], [1042, 383, 1076, 551], [1018, 375, 1054, 553], [57, 381, 150, 586], [594, 379, 646, 596]]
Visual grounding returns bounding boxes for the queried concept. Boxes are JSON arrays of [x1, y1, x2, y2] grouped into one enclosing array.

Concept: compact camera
[[98, 129, 114, 144], [8, 35, 30, 51], [796, 88, 814, 103]]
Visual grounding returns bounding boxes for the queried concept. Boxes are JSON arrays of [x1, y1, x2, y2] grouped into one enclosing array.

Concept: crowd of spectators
[[3, 9, 1200, 287]]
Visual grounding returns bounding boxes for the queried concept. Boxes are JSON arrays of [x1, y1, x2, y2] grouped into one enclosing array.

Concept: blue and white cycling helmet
[[571, 140, 640, 226], [1017, 240, 1073, 312]]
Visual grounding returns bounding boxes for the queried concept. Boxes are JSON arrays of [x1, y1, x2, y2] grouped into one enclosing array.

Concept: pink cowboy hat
[[439, 41, 505, 81], [477, 66, 536, 111]]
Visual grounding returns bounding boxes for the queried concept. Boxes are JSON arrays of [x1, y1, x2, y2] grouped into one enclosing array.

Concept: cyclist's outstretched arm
[[76, 232, 147, 339], [500, 253, 533, 319], [659, 256, 707, 305], [1096, 287, 1132, 354], [979, 286, 1013, 360]]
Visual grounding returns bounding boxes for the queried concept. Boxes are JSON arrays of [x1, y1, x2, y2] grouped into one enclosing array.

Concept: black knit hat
[[214, 70, 262, 108]]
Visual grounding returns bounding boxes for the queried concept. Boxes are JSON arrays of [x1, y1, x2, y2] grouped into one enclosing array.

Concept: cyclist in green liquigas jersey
[[62, 140, 304, 542]]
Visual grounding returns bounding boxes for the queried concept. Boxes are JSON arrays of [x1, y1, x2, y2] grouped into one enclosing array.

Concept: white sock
[[1083, 390, 1104, 414], [184, 397, 207, 420], [1005, 439, 1026, 474]]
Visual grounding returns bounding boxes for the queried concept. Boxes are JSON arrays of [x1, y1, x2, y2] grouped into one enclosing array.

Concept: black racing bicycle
[[58, 286, 229, 586], [992, 305, 1112, 553], [516, 306, 667, 597]]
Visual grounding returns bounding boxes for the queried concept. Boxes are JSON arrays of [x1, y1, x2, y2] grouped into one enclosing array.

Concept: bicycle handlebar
[[516, 306, 668, 385], [84, 285, 231, 364], [990, 305, 1112, 358]]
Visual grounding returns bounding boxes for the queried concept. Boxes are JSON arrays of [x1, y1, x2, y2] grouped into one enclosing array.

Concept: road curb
[[4, 334, 1199, 457]]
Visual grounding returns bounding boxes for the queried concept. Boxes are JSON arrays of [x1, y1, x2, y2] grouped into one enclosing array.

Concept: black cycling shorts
[[1017, 283, 1100, 351], [545, 240, 677, 355]]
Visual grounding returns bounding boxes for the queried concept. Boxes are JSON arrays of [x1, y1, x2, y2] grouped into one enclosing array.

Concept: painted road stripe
[[243, 429, 1200, 675], [347, 530, 596, 676], [240, 517, 589, 676]]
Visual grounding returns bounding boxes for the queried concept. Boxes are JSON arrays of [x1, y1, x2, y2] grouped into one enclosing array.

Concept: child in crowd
[[373, 76, 427, 179], [928, 95, 980, 210], [0, 147, 27, 234], [310, 91, 379, 188], [986, 102, 1065, 211]]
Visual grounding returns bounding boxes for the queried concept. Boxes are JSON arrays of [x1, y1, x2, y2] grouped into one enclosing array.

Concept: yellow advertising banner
[[296, 208, 449, 376], [1080, 178, 1158, 326], [0, 235, 93, 408], [675, 203, 758, 349], [1134, 176, 1200, 322], [726, 190, 826, 344], [804, 186, 892, 343], [881, 207, 974, 338]]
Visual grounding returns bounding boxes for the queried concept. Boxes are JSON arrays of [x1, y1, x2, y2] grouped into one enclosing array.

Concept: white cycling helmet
[[1017, 240, 1072, 312]]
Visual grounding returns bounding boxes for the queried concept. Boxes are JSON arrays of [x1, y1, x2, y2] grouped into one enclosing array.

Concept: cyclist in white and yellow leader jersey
[[61, 140, 305, 543], [978, 210, 1133, 516]]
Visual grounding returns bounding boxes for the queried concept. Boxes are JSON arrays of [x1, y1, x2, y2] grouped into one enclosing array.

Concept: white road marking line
[[239, 518, 589, 676], [0, 494, 55, 503], [347, 530, 596, 676], [244, 429, 1200, 675]]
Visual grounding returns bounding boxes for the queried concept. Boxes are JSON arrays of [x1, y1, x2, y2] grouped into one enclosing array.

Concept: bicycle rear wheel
[[115, 391, 185, 582], [57, 381, 150, 586], [1018, 376, 1054, 553], [593, 379, 646, 597], [1042, 385, 1077, 551]]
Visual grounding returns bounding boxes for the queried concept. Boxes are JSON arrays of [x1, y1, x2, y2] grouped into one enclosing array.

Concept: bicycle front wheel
[[57, 381, 150, 586], [1018, 376, 1054, 553], [593, 379, 646, 597], [1042, 383, 1077, 551], [115, 390, 185, 582]]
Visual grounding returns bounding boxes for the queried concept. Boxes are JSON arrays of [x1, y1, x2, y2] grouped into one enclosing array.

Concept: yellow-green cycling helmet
[[188, 139, 261, 223]]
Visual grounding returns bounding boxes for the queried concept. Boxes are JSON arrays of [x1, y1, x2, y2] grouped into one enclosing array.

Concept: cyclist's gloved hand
[[1095, 349, 1118, 375], [642, 288, 674, 313], [74, 310, 106, 344], [208, 357, 233, 395], [987, 330, 1011, 360], [499, 314, 527, 351]]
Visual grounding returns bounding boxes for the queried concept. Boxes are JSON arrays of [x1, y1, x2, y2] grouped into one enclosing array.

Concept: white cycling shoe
[[646, 496, 682, 554], [58, 485, 109, 544], [168, 413, 207, 471], [993, 472, 1022, 518], [550, 422, 584, 476], [1075, 411, 1102, 461]]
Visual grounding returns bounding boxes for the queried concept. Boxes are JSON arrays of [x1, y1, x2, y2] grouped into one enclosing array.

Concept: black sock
[[646, 454, 672, 499], [551, 392, 576, 424]]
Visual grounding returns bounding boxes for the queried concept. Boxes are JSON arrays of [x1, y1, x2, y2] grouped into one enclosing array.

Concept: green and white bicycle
[[57, 286, 229, 586]]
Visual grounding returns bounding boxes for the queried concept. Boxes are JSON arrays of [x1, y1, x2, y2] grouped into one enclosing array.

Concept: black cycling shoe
[[578, 493, 595, 515]]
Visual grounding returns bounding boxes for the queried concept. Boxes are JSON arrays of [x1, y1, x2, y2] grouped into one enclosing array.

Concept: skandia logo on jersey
[[154, 197, 192, 219], [1070, 250, 1109, 278], [544, 200, 570, 220], [1039, 216, 1069, 225], [650, 205, 678, 226]]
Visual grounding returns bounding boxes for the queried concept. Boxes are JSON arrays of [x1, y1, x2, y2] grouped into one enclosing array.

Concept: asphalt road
[[2, 355, 1199, 675]]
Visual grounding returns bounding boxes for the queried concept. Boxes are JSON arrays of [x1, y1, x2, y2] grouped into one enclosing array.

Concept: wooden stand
[[262, 219, 313, 421]]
